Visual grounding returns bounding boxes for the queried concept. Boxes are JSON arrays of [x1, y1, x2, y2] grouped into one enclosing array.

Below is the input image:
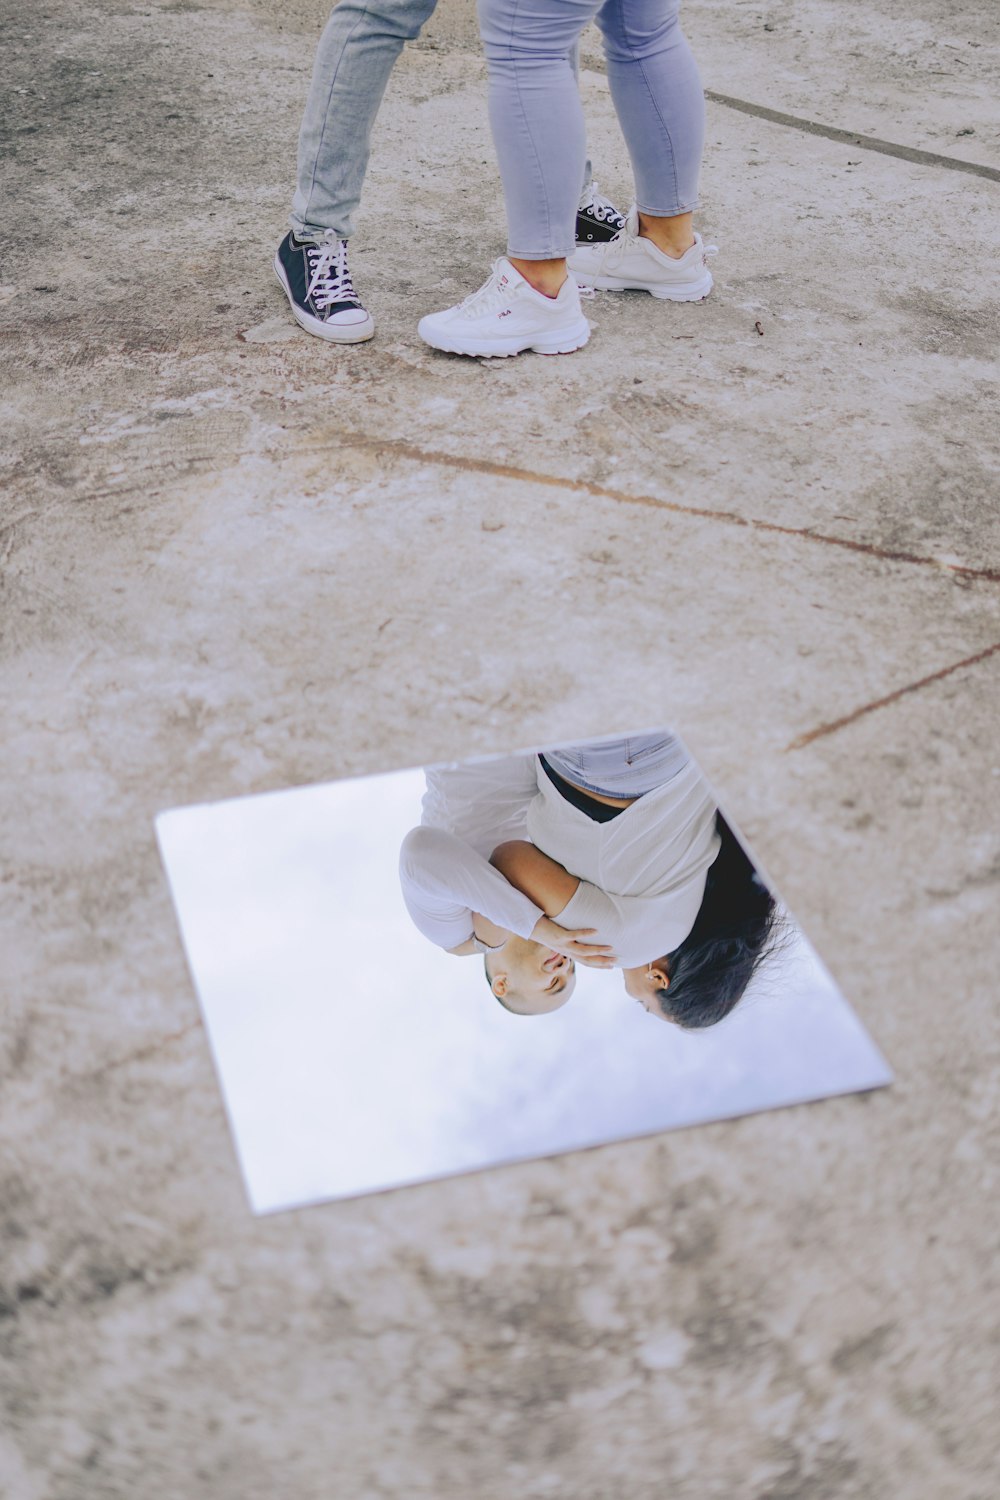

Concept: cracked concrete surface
[[2, 0, 999, 1496]]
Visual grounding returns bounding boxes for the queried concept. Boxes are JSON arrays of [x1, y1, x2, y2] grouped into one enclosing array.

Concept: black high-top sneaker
[[273, 230, 375, 343], [575, 181, 627, 244]]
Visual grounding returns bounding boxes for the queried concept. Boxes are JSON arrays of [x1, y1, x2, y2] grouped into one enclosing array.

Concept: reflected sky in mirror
[[156, 742, 891, 1215]]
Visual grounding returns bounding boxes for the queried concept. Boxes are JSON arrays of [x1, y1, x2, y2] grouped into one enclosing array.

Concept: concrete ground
[[1, 0, 999, 1494]]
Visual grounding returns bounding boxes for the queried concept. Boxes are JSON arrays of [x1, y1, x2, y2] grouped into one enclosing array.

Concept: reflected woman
[[400, 731, 778, 1028], [496, 807, 778, 1028], [492, 732, 779, 1026]]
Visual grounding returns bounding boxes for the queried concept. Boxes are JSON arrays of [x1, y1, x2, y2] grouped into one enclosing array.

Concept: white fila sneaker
[[418, 259, 591, 358], [568, 207, 717, 302]]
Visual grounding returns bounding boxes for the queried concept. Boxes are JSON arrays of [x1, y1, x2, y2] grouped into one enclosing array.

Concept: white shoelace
[[598, 225, 635, 270], [305, 234, 360, 309], [456, 261, 518, 318], [579, 180, 625, 226]]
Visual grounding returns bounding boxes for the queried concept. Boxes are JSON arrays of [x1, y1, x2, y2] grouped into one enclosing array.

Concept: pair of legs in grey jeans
[[418, 0, 710, 357], [479, 0, 704, 262]]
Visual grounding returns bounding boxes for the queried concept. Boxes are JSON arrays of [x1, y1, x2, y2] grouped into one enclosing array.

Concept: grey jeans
[[290, 0, 592, 242], [479, 0, 705, 258]]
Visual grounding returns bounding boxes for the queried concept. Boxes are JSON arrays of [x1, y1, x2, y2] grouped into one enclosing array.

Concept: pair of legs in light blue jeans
[[479, 0, 705, 260], [290, 0, 594, 242], [291, 0, 437, 241]]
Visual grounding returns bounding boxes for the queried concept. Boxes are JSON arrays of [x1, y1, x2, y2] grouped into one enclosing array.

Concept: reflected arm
[[489, 841, 580, 917], [399, 826, 545, 953], [490, 841, 617, 964]]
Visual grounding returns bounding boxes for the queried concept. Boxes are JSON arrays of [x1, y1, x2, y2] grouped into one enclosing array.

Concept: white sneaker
[[568, 207, 716, 301], [418, 259, 591, 358]]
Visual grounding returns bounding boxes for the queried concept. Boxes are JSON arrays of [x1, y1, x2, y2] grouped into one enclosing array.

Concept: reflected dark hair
[[656, 813, 780, 1030]]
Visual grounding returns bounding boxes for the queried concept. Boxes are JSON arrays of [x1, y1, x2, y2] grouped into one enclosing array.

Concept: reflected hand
[[531, 917, 617, 967]]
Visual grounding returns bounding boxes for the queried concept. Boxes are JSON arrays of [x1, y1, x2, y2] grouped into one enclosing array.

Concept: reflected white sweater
[[399, 752, 720, 964], [526, 757, 720, 966], [399, 754, 544, 951]]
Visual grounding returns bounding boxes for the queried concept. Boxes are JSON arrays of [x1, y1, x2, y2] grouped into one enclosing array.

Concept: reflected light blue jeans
[[544, 732, 690, 797], [479, 0, 705, 258], [290, 0, 592, 242]]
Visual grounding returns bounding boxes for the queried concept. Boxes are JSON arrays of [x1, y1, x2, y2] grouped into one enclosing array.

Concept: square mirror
[[156, 728, 891, 1214]]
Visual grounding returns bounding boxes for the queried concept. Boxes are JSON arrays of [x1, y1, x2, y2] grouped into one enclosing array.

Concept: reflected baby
[[484, 938, 576, 1015]]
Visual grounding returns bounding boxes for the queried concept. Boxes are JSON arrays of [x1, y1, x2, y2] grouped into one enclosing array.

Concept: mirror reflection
[[156, 727, 891, 1214], [400, 729, 777, 1027]]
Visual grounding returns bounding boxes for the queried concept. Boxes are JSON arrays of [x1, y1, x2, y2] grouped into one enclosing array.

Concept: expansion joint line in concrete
[[333, 432, 1000, 585], [78, 1019, 202, 1083], [785, 637, 1000, 751], [705, 91, 1000, 183]]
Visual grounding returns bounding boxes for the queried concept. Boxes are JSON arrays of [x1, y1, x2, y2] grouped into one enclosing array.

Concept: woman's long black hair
[[657, 812, 780, 1029]]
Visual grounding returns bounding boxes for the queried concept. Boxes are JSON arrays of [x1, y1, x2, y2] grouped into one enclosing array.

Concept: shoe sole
[[272, 255, 375, 344], [570, 271, 713, 302], [418, 317, 591, 358]]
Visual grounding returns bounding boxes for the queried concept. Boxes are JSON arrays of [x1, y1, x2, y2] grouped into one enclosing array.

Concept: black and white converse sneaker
[[575, 181, 627, 244], [273, 230, 375, 343]]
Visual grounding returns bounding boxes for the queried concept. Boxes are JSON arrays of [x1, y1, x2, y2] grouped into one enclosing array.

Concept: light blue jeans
[[543, 732, 690, 797], [479, 0, 705, 258], [290, 0, 592, 242]]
